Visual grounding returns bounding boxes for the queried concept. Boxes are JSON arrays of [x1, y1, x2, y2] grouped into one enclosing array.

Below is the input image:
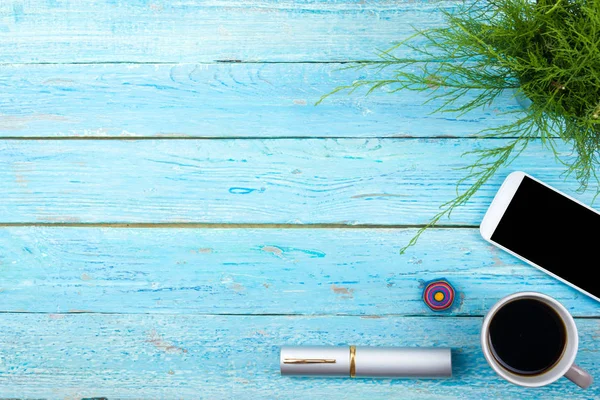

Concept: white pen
[[280, 345, 452, 378]]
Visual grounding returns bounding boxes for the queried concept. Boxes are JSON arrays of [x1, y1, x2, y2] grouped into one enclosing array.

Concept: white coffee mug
[[481, 292, 593, 389]]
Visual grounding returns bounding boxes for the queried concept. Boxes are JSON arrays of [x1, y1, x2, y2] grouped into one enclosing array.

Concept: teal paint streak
[[229, 187, 261, 194], [0, 139, 597, 224], [0, 0, 456, 63], [0, 64, 520, 138], [0, 227, 598, 316], [11, 3, 24, 23], [0, 314, 598, 398]]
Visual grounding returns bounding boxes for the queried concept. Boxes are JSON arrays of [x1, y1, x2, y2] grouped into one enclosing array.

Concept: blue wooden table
[[1, 1, 598, 398]]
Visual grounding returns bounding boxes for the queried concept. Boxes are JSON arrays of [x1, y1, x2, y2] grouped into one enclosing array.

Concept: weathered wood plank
[[0, 0, 458, 63], [0, 314, 598, 398], [1, 227, 598, 316], [0, 63, 519, 138], [0, 139, 596, 224]]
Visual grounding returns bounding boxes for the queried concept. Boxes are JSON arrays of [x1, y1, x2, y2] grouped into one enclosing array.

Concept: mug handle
[[565, 364, 593, 389]]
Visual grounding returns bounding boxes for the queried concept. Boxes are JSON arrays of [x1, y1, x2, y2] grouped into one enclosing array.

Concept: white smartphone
[[480, 170, 600, 302]]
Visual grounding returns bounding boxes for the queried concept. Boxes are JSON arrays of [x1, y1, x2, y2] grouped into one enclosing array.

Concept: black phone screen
[[491, 175, 600, 298]]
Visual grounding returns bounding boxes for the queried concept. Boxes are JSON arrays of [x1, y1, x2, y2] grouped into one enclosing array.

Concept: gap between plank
[[0, 311, 596, 319], [0, 60, 409, 66], [0, 136, 529, 141], [0, 223, 476, 229], [0, 311, 478, 317]]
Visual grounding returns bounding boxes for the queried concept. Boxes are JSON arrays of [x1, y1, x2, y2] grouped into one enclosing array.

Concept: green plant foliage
[[318, 0, 600, 253]]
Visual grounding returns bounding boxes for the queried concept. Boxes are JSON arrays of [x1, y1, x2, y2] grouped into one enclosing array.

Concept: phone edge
[[479, 171, 525, 240]]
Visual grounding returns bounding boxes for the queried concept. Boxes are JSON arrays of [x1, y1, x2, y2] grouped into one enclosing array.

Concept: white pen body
[[280, 346, 452, 378]]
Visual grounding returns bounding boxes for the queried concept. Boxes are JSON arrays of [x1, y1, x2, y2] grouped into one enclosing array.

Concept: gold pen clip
[[283, 358, 337, 364]]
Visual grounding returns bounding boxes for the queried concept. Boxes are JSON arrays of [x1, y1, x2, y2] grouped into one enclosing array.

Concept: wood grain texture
[[0, 63, 520, 138], [0, 138, 596, 224], [0, 314, 598, 399], [2, 0, 599, 397], [1, 227, 598, 316], [0, 0, 458, 63]]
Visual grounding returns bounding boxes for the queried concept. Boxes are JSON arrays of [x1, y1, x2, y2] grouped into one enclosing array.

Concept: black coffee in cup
[[488, 298, 566, 376]]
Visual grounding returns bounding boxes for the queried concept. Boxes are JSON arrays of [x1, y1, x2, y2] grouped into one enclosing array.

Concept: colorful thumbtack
[[422, 279, 456, 311]]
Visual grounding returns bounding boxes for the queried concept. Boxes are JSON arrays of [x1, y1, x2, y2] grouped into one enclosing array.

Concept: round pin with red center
[[422, 279, 455, 311]]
